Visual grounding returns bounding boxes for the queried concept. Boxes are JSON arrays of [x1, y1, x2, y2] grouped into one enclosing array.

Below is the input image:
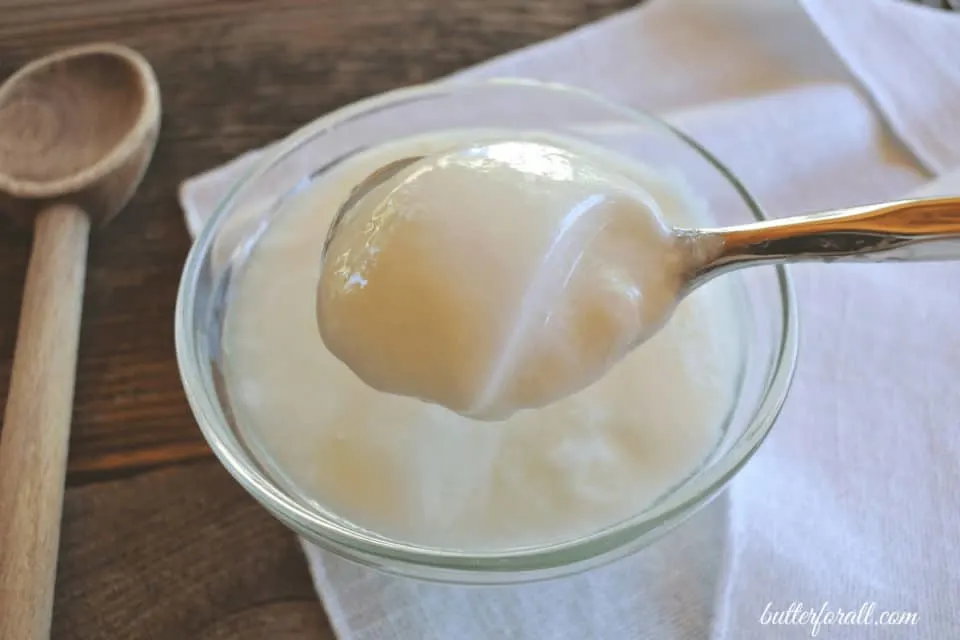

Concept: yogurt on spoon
[[318, 139, 691, 420]]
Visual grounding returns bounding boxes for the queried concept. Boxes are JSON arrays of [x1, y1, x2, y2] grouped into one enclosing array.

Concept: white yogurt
[[318, 139, 687, 421], [221, 129, 746, 550]]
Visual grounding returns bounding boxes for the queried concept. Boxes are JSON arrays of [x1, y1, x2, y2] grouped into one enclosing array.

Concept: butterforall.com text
[[759, 601, 918, 637]]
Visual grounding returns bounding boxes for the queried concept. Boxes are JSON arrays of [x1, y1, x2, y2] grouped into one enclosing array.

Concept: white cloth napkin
[[179, 0, 960, 637]]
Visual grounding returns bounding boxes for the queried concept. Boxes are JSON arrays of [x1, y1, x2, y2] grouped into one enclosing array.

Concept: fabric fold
[[800, 0, 960, 173]]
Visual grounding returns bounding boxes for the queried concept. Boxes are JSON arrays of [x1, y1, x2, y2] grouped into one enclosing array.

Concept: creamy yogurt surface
[[221, 129, 746, 550]]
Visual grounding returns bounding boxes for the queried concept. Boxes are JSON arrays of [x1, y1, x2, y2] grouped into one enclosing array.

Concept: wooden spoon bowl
[[0, 43, 160, 224], [0, 43, 160, 640]]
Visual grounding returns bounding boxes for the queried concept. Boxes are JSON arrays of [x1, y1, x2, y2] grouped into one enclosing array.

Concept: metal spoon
[[324, 149, 960, 340], [678, 196, 960, 289]]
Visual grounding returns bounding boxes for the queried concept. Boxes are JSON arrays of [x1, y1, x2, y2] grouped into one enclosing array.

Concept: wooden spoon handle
[[0, 203, 90, 640]]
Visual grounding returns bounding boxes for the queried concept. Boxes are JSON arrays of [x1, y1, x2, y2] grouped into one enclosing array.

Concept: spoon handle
[[0, 203, 90, 640], [687, 196, 960, 283]]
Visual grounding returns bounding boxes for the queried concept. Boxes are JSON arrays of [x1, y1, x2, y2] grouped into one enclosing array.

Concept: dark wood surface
[[0, 0, 636, 487], [54, 460, 333, 639]]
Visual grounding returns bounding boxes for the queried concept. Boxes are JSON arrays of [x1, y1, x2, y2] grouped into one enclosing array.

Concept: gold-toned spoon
[[0, 43, 160, 639]]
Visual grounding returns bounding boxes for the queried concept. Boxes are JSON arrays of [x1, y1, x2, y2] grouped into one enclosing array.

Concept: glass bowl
[[175, 78, 798, 584]]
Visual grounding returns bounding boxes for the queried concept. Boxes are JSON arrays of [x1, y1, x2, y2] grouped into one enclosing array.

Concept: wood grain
[[0, 204, 89, 640], [0, 0, 636, 486], [53, 460, 334, 640]]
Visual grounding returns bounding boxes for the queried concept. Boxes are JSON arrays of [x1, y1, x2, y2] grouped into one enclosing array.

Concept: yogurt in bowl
[[176, 79, 798, 583]]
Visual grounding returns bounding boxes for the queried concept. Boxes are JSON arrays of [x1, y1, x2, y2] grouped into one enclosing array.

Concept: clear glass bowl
[[175, 79, 798, 584]]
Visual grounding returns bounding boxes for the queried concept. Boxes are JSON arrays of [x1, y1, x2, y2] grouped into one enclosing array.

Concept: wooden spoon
[[0, 43, 160, 639]]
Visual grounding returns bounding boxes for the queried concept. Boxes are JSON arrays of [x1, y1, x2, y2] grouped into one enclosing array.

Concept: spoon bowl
[[0, 42, 160, 640], [0, 43, 160, 225]]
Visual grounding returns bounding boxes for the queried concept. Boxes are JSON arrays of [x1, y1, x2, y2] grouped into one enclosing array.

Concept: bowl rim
[[175, 77, 799, 578]]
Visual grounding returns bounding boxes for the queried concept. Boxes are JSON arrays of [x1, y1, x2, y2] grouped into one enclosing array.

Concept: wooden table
[[0, 0, 635, 488]]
